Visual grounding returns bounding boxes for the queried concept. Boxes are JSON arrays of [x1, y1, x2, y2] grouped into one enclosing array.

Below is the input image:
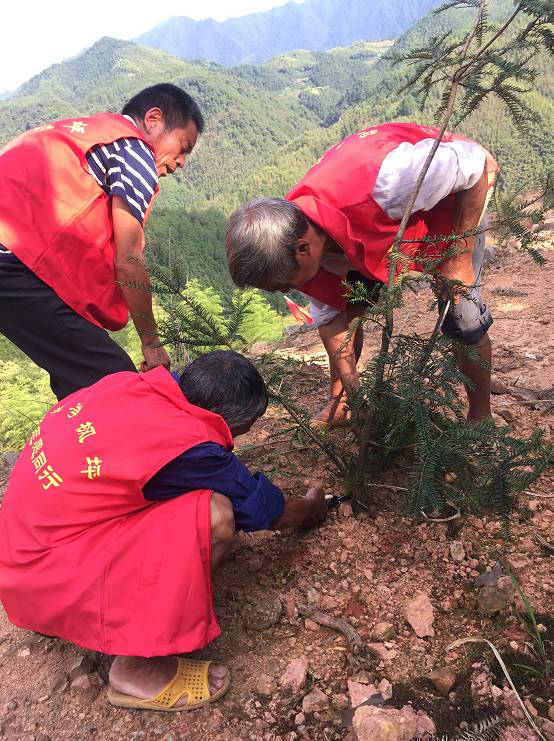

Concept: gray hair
[[225, 197, 309, 290]]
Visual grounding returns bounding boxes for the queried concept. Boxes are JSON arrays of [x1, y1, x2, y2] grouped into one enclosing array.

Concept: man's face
[[150, 121, 199, 178], [141, 109, 199, 177]]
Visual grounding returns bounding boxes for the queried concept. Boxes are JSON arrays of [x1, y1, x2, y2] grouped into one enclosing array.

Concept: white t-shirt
[[306, 138, 487, 327]]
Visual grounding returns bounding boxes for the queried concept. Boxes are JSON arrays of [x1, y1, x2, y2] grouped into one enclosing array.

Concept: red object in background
[[0, 367, 233, 657], [285, 295, 313, 324]]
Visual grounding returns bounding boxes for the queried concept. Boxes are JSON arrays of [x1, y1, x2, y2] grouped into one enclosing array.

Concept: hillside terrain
[[0, 2, 552, 736], [136, 0, 439, 66], [0, 238, 552, 740]]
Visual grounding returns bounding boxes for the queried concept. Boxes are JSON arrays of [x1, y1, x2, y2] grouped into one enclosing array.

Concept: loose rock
[[500, 726, 542, 741], [426, 666, 456, 695], [339, 502, 353, 518], [301, 687, 329, 714], [372, 622, 395, 641], [377, 679, 392, 701], [449, 541, 466, 563], [256, 674, 277, 697], [353, 705, 418, 741], [540, 718, 554, 740], [348, 680, 379, 709], [68, 654, 94, 680], [243, 594, 283, 631], [366, 643, 394, 662], [478, 576, 515, 614], [496, 407, 515, 424], [280, 657, 308, 693], [403, 593, 435, 638], [490, 377, 509, 394], [415, 710, 437, 737]]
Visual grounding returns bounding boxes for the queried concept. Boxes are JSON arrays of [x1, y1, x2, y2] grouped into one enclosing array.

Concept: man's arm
[[112, 195, 171, 370], [318, 311, 360, 392], [436, 165, 489, 296]]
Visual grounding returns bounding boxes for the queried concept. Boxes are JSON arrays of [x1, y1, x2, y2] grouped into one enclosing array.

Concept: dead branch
[[297, 604, 373, 669]]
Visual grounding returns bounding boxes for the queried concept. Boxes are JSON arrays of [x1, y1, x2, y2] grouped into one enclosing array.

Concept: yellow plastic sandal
[[107, 657, 230, 712]]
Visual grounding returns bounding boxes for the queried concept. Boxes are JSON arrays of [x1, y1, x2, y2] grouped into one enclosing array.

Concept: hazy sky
[[0, 0, 304, 92]]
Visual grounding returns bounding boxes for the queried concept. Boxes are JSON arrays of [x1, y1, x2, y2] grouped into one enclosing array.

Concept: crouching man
[[225, 123, 498, 425], [0, 351, 327, 712]]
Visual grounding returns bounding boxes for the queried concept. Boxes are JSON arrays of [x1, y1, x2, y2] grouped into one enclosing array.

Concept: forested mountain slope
[[136, 0, 439, 66], [0, 0, 552, 300]]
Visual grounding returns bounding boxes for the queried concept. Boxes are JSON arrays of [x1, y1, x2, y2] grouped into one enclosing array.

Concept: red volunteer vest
[[0, 368, 233, 656], [0, 113, 159, 330], [286, 122, 498, 309]]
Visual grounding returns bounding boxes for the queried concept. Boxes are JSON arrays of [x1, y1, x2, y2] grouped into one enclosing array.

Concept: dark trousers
[[0, 254, 137, 400]]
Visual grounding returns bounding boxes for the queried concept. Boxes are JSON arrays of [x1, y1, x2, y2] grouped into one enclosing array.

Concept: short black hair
[[122, 83, 204, 134], [179, 351, 268, 431]]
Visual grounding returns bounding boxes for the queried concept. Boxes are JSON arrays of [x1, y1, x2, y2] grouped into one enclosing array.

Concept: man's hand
[[271, 487, 328, 530], [302, 487, 329, 527], [142, 343, 171, 371]]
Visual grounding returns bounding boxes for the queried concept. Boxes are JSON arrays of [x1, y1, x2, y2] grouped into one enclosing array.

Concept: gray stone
[[478, 577, 515, 614]]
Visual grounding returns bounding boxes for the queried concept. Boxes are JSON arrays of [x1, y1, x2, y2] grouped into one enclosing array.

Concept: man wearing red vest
[[226, 123, 498, 424], [0, 350, 327, 711], [0, 83, 203, 400]]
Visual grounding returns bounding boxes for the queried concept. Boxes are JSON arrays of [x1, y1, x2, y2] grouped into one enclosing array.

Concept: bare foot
[[313, 396, 350, 427], [109, 656, 228, 708]]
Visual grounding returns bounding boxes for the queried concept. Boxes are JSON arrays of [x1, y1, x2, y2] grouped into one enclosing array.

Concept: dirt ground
[[0, 238, 553, 741]]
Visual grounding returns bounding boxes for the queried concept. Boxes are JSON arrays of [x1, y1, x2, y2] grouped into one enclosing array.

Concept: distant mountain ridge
[[135, 0, 441, 66]]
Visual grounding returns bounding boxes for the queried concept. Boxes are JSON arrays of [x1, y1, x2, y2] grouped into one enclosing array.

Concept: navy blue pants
[[0, 253, 136, 400]]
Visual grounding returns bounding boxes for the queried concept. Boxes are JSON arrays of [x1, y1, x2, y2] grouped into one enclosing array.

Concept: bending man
[[0, 83, 203, 399], [0, 351, 327, 711], [226, 122, 497, 424]]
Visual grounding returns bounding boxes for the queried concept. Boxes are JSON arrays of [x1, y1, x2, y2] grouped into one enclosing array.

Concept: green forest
[[1, 0, 553, 450]]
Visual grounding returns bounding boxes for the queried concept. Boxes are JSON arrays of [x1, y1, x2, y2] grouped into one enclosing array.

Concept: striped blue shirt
[[86, 119, 158, 225]]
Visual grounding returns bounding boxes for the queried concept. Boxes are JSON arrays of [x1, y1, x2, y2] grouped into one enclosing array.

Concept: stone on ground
[[279, 657, 308, 693], [353, 705, 418, 741], [402, 593, 435, 638], [426, 666, 456, 695], [301, 687, 329, 713]]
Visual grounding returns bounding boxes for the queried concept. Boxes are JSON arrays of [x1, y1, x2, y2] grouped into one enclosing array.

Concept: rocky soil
[[0, 240, 553, 740]]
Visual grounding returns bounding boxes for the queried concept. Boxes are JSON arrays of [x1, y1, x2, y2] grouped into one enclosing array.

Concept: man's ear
[[295, 239, 311, 257], [143, 107, 164, 134]]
